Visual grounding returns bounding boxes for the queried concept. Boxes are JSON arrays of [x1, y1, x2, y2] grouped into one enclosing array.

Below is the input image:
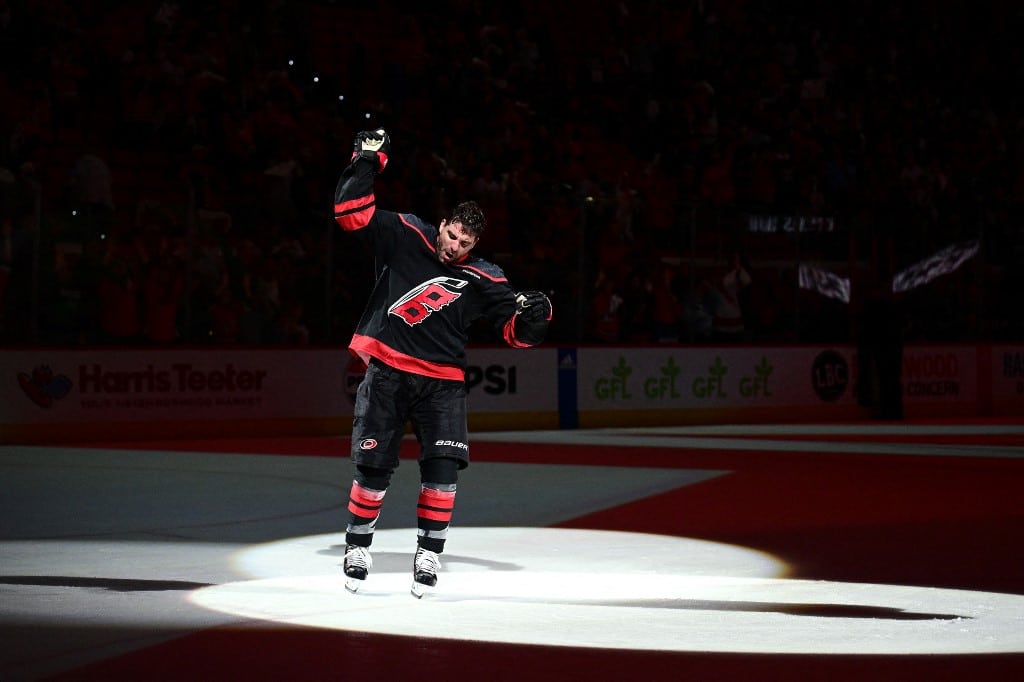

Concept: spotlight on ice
[[189, 528, 1024, 656]]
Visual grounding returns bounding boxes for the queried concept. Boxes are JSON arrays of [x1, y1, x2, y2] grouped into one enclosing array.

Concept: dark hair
[[449, 200, 486, 238]]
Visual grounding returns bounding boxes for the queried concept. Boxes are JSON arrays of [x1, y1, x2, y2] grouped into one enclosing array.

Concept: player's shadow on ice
[[0, 575, 213, 592], [540, 598, 965, 620], [434, 592, 966, 621]]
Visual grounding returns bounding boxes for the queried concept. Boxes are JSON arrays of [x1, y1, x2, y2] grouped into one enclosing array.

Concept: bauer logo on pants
[[434, 439, 468, 450]]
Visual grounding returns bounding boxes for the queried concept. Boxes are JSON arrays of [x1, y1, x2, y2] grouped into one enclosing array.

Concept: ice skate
[[410, 547, 441, 598], [343, 545, 372, 593]]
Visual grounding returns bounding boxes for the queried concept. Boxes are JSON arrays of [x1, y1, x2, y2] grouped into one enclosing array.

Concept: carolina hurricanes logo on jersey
[[389, 276, 468, 325]]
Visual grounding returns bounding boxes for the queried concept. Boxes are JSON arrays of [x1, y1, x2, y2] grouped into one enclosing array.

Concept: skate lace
[[345, 546, 371, 570], [415, 549, 441, 573]]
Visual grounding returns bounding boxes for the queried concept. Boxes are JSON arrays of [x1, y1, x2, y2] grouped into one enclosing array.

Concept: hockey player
[[333, 129, 551, 597]]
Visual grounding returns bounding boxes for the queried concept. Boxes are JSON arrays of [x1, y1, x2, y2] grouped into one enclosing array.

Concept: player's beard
[[436, 238, 455, 264]]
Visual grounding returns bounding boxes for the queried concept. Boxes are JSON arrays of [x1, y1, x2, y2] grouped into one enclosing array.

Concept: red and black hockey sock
[[416, 456, 459, 553], [416, 483, 456, 553], [345, 465, 392, 547]]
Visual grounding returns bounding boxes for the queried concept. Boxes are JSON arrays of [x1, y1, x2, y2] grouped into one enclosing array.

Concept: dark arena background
[[2, 2, 1023, 680]]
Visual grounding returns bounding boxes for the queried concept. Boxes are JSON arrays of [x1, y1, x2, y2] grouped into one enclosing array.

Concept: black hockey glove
[[512, 290, 551, 346], [351, 129, 391, 173], [515, 291, 552, 324]]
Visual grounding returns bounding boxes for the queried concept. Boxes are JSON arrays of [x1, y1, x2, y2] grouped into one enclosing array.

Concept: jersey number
[[389, 276, 468, 325]]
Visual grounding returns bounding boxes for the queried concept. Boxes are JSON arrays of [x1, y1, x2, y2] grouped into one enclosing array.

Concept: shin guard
[[346, 480, 387, 546], [416, 483, 456, 553]]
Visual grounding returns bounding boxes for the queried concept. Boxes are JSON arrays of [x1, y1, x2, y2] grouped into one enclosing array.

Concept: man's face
[[436, 219, 478, 265]]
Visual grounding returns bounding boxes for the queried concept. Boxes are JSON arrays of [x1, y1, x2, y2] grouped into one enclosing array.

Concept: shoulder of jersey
[[397, 212, 437, 239], [454, 256, 507, 283]]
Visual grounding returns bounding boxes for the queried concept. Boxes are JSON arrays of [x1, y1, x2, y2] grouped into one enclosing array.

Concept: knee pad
[[355, 464, 394, 491], [419, 457, 459, 486]]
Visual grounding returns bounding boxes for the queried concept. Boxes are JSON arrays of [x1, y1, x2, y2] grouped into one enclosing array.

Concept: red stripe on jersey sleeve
[[334, 195, 376, 231], [503, 315, 532, 348]]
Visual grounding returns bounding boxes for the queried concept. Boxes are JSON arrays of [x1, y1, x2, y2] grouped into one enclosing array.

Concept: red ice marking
[[47, 623, 1024, 682], [628, 432, 1024, 446], [557, 448, 1024, 594]]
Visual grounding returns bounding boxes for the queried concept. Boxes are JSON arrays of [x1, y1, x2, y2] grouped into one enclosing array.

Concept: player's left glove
[[351, 129, 390, 173], [507, 291, 551, 347], [515, 291, 552, 324]]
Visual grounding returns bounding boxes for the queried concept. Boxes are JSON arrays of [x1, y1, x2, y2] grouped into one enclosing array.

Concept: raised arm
[[333, 129, 391, 232]]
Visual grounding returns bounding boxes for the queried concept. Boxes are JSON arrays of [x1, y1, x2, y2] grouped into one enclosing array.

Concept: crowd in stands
[[1, 0, 1021, 347]]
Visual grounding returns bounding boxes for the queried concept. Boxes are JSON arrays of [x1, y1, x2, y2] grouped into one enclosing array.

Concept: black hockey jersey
[[333, 157, 543, 381]]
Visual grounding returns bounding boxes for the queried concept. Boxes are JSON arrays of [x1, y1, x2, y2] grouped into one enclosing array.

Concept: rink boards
[[1, 344, 1022, 442]]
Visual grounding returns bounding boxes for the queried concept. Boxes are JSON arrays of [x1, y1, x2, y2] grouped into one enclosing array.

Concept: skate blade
[[410, 580, 434, 599], [345, 577, 364, 593]]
